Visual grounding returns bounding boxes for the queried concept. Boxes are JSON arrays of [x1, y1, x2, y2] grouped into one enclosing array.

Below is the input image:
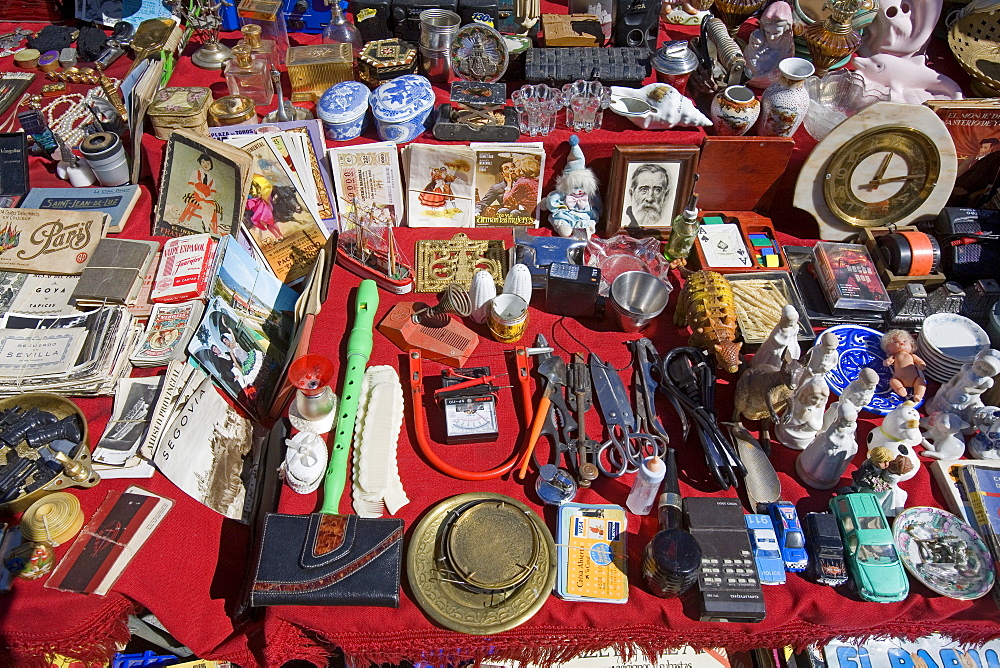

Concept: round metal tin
[[451, 23, 508, 83], [407, 492, 556, 635]]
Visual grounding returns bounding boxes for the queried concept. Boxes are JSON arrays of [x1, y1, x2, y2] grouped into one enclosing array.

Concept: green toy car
[[829, 493, 909, 603]]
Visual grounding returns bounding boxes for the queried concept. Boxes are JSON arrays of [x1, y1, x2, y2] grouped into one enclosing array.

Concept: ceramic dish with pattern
[[920, 313, 990, 363], [892, 506, 994, 600], [819, 324, 923, 415]]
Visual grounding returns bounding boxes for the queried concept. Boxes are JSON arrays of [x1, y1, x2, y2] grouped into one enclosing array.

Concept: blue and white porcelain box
[[370, 74, 435, 143], [317, 81, 370, 141]]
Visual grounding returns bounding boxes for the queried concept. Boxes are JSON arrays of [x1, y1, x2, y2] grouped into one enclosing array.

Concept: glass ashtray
[[803, 69, 890, 141]]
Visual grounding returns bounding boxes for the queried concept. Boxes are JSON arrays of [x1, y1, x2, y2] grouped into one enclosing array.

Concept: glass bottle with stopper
[[322, 0, 363, 58], [237, 0, 289, 68], [225, 44, 274, 105], [642, 449, 703, 598], [287, 354, 338, 433], [237, 24, 276, 69]]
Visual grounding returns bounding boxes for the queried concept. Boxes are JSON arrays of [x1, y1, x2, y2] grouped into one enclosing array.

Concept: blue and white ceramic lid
[[371, 75, 436, 123], [317, 81, 370, 124]]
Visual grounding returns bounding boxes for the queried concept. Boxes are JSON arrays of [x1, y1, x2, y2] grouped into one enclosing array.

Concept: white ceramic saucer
[[921, 313, 989, 362]]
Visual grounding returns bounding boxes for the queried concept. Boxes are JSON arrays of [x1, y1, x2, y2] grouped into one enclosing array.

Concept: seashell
[[502, 263, 532, 306], [609, 83, 712, 130], [469, 270, 497, 324]]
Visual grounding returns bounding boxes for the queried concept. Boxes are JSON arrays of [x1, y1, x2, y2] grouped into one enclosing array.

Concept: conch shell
[[609, 83, 712, 130]]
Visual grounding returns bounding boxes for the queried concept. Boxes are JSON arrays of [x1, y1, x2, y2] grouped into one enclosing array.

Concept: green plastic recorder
[[321, 279, 379, 514]]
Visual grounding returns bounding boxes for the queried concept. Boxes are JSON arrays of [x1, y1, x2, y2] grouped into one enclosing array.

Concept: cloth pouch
[[250, 512, 403, 607]]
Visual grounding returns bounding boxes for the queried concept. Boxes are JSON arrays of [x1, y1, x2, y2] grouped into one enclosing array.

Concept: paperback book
[[19, 185, 141, 234], [927, 99, 1000, 210], [403, 144, 476, 228], [0, 208, 108, 275], [471, 142, 545, 228]]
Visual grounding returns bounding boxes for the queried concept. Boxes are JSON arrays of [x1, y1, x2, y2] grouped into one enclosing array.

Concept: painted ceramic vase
[[758, 57, 815, 136], [709, 85, 760, 136]]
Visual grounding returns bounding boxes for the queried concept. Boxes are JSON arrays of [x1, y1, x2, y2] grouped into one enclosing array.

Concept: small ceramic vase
[[758, 58, 814, 137], [710, 85, 760, 136]]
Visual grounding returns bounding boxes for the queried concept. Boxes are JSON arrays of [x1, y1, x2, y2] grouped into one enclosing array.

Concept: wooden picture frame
[[604, 145, 700, 237]]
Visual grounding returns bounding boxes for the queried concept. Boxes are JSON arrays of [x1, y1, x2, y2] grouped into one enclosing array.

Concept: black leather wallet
[[250, 512, 404, 608]]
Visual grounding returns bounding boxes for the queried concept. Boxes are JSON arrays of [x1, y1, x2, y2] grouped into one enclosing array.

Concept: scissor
[[590, 353, 667, 478]]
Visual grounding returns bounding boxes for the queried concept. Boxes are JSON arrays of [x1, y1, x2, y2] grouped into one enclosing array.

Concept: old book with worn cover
[[153, 129, 254, 239], [471, 142, 544, 228], [927, 99, 1000, 210], [19, 186, 141, 234], [71, 238, 160, 306], [0, 208, 108, 275]]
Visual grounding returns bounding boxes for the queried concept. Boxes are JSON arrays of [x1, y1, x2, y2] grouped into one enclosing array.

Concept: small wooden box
[[691, 213, 788, 273], [860, 226, 947, 291], [358, 38, 418, 88], [541, 14, 603, 46], [286, 44, 353, 103], [147, 87, 212, 140]]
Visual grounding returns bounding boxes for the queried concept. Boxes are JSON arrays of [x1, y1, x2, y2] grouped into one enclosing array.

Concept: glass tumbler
[[511, 84, 563, 136], [562, 80, 610, 132]]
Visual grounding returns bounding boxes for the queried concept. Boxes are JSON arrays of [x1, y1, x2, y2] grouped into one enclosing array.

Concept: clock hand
[[866, 173, 927, 187], [863, 153, 894, 191]]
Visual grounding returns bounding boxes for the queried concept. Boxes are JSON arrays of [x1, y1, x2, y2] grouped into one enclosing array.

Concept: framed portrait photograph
[[605, 145, 699, 237]]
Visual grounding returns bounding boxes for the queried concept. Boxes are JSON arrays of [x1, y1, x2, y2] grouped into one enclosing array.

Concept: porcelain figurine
[[851, 0, 961, 104], [279, 431, 327, 494], [709, 85, 760, 136], [920, 411, 970, 460], [753, 304, 801, 369], [881, 329, 928, 403], [796, 402, 857, 489], [546, 135, 601, 238], [849, 445, 914, 517], [822, 367, 879, 431], [777, 376, 830, 450], [795, 331, 839, 387], [758, 57, 814, 137], [867, 400, 922, 483], [927, 349, 1000, 427], [969, 406, 1000, 459], [744, 1, 795, 89], [609, 83, 712, 130]]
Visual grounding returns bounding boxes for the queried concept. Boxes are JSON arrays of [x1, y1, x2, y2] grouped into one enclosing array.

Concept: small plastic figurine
[[822, 367, 879, 430], [795, 402, 858, 489], [849, 446, 915, 517], [795, 331, 839, 387], [545, 135, 601, 238], [777, 376, 830, 451], [969, 406, 1000, 460], [881, 329, 927, 402], [744, 1, 795, 88], [753, 304, 801, 369], [866, 400, 922, 483], [927, 349, 1000, 427], [919, 411, 970, 460]]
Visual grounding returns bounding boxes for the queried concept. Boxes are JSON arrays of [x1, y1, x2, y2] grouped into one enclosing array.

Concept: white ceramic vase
[[758, 57, 814, 137], [709, 85, 760, 136]]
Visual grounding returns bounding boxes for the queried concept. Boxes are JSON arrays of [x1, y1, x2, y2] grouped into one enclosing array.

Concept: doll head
[[760, 1, 793, 42], [881, 329, 915, 355], [869, 446, 894, 468], [555, 167, 599, 200]]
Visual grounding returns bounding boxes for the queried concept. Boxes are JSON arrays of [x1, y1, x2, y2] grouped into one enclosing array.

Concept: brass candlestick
[[712, 0, 766, 36], [802, 0, 862, 77]]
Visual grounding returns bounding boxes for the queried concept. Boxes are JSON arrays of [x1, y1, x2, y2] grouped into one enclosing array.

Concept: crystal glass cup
[[511, 84, 563, 136], [562, 79, 610, 132]]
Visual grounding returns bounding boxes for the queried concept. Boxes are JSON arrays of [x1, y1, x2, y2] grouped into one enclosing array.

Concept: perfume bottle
[[237, 24, 276, 70], [626, 455, 664, 516], [237, 0, 290, 68], [225, 45, 274, 106], [322, 0, 363, 58]]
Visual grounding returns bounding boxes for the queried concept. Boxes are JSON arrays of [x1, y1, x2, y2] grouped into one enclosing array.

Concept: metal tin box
[[286, 43, 353, 103], [147, 87, 212, 139], [359, 38, 418, 88], [317, 81, 371, 141], [371, 74, 435, 143]]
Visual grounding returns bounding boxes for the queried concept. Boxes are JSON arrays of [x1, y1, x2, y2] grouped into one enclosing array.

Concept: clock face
[[822, 126, 941, 228]]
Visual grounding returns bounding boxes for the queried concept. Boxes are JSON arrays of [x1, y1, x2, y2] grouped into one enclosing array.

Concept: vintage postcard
[[328, 142, 404, 229], [0, 208, 108, 275], [225, 135, 327, 284], [93, 377, 164, 466], [188, 236, 297, 417], [406, 144, 476, 227], [0, 272, 28, 317], [152, 373, 254, 521], [130, 300, 204, 367], [9, 275, 80, 315], [471, 145, 544, 228], [153, 129, 253, 239], [0, 327, 87, 377]]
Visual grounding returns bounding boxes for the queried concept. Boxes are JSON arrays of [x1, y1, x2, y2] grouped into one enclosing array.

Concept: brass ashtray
[[408, 493, 556, 635], [0, 393, 97, 514]]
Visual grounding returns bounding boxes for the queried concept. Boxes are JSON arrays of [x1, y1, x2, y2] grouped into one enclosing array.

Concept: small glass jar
[[208, 95, 258, 126]]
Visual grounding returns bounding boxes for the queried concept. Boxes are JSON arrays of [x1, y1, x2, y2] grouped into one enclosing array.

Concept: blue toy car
[[745, 514, 786, 585], [766, 501, 808, 572], [829, 492, 909, 603]]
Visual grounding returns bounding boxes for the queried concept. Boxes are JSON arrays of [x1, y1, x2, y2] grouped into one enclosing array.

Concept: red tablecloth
[[1, 12, 998, 668]]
